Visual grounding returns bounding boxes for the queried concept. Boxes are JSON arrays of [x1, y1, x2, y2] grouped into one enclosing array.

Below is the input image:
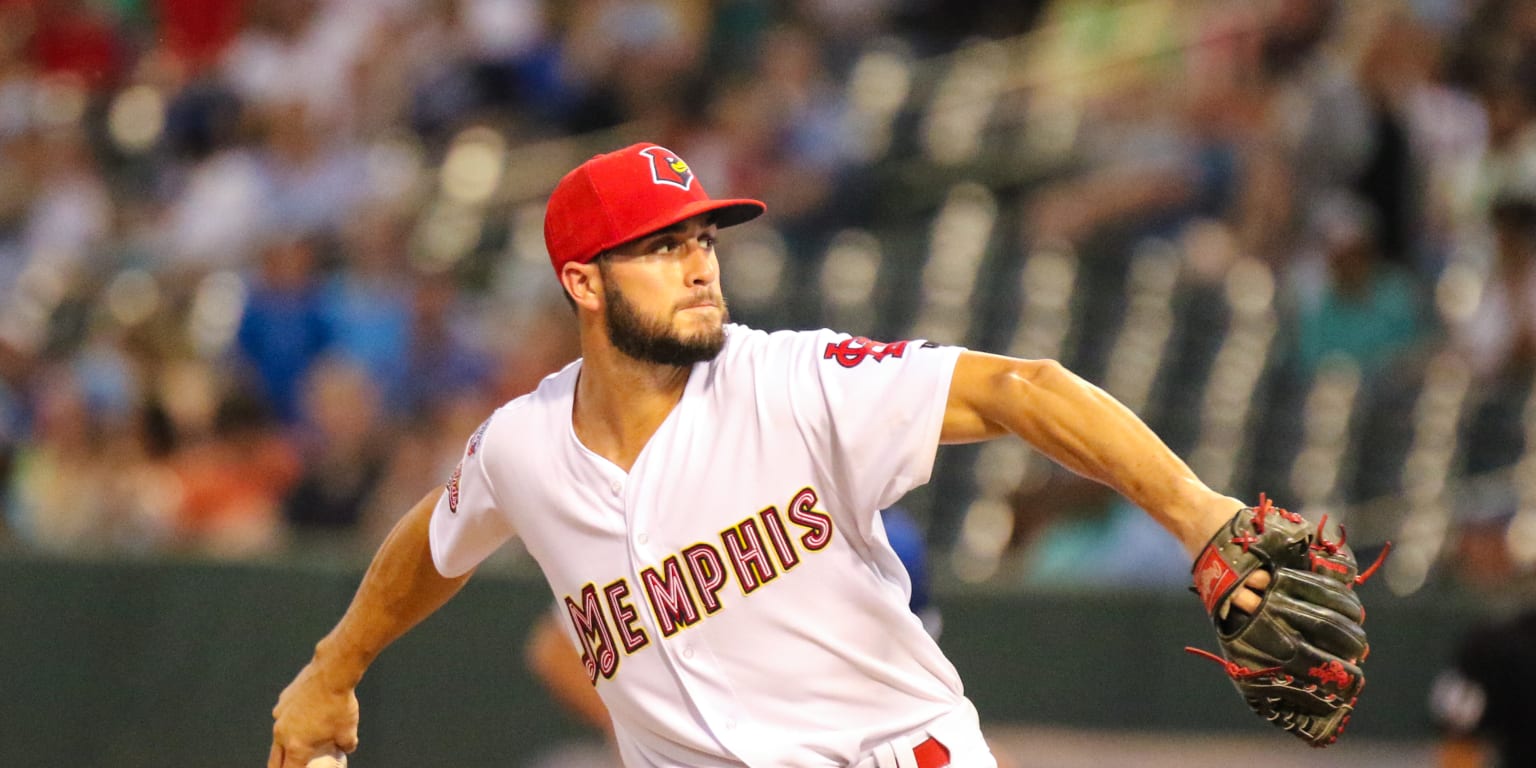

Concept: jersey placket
[[667, 629, 765, 763], [621, 416, 769, 765]]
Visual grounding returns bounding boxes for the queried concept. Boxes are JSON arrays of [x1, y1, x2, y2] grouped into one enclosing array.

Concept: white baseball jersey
[[430, 324, 996, 767]]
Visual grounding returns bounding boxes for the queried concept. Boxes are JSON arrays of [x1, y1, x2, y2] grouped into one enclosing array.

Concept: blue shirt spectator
[[235, 237, 334, 423]]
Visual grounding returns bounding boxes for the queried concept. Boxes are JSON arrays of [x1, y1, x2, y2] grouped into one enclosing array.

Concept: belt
[[865, 735, 950, 768]]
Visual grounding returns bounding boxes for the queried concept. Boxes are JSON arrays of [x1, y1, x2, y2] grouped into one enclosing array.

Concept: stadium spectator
[[400, 271, 494, 420], [0, 0, 1523, 585], [283, 355, 389, 531], [234, 234, 333, 424], [1455, 188, 1536, 381], [165, 383, 298, 557], [1454, 185, 1536, 479], [153, 0, 248, 77], [1009, 468, 1191, 588], [23, 0, 126, 92], [321, 206, 415, 412], [1287, 190, 1426, 381], [5, 359, 143, 551]]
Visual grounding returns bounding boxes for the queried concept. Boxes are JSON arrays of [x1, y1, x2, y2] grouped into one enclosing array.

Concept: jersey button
[[610, 481, 622, 495], [681, 645, 693, 659], [637, 532, 649, 544], [724, 718, 737, 730]]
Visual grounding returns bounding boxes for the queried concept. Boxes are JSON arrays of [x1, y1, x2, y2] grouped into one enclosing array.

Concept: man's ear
[[560, 261, 602, 312]]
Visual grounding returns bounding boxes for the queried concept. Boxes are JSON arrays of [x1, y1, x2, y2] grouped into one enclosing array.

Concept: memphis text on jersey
[[563, 486, 834, 684]]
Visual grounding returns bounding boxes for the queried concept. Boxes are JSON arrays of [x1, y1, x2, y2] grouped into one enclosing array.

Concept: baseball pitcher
[[270, 143, 1375, 767]]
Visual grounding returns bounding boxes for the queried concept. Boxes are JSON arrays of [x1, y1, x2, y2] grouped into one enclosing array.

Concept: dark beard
[[604, 276, 728, 367]]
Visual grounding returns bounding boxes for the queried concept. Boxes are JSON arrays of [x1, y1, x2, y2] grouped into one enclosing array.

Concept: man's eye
[[651, 241, 679, 254], [699, 235, 717, 250]]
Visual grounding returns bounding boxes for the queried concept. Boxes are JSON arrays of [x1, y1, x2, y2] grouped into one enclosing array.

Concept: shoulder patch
[[446, 417, 492, 514], [466, 417, 490, 456], [822, 337, 910, 368], [446, 463, 462, 514]]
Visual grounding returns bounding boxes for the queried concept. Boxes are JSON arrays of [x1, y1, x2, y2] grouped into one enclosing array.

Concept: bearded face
[[600, 259, 729, 367]]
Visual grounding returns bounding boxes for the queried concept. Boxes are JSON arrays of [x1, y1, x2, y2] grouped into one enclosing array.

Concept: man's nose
[[684, 242, 717, 285]]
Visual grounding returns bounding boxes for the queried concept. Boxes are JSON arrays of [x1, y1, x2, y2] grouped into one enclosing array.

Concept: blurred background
[[1, 0, 1534, 765]]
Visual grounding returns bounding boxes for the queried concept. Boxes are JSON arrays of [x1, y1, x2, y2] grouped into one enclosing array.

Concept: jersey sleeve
[[795, 329, 963, 514], [429, 414, 516, 578]]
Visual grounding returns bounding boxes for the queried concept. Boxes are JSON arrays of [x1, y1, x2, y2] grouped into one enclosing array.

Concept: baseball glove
[[1185, 495, 1389, 747]]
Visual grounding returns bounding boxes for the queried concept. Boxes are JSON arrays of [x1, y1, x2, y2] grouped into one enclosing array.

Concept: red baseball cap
[[543, 143, 766, 274]]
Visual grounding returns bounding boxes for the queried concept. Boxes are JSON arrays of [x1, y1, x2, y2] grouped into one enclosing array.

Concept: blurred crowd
[[987, 0, 1536, 598], [1, 0, 1535, 605], [0, 0, 1043, 557]]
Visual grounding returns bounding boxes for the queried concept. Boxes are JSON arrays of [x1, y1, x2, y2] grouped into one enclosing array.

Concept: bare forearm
[[949, 353, 1239, 554], [311, 488, 471, 687]]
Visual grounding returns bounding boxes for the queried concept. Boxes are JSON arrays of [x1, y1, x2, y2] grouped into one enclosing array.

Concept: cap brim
[[597, 198, 766, 260], [702, 198, 767, 229]]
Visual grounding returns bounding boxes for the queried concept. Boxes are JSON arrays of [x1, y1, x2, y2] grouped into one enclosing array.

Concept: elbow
[[982, 358, 1069, 427], [999, 357, 1068, 396], [946, 354, 1076, 444], [996, 357, 1106, 422]]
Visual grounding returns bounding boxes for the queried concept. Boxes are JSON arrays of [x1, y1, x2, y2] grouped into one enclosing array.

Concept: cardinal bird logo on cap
[[639, 146, 694, 190]]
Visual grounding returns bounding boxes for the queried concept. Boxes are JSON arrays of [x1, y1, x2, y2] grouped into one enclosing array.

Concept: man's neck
[[572, 337, 694, 473]]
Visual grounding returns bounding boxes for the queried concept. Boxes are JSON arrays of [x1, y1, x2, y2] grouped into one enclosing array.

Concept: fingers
[[273, 741, 323, 768], [1230, 586, 1261, 614], [270, 727, 322, 768], [275, 741, 305, 768], [271, 669, 360, 764], [1229, 569, 1272, 614]]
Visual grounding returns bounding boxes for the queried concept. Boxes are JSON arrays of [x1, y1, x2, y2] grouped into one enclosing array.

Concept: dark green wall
[[937, 580, 1468, 737], [0, 555, 1475, 767]]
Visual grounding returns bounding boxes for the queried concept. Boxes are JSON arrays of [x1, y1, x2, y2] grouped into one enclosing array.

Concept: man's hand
[[269, 660, 360, 768], [1186, 495, 1385, 747], [266, 490, 471, 767], [1179, 492, 1271, 615]]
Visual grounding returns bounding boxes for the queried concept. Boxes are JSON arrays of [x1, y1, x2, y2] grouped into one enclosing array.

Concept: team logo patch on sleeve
[[466, 418, 490, 456], [445, 419, 488, 514], [446, 463, 462, 514], [823, 336, 910, 368]]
